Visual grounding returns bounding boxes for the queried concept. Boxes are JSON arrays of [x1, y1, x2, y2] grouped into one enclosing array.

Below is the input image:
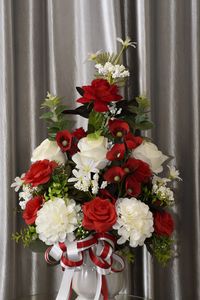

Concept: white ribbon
[[46, 235, 124, 300]]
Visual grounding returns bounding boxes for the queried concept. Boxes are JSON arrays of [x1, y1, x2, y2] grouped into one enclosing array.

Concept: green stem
[[114, 45, 126, 65]]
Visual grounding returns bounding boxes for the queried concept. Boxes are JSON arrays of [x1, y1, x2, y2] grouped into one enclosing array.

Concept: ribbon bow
[[45, 233, 124, 300]]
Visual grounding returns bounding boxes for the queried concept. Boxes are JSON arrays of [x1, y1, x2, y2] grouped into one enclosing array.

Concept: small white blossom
[[100, 181, 108, 189], [108, 103, 122, 116], [95, 62, 130, 80], [116, 37, 137, 48], [113, 198, 154, 247], [153, 184, 174, 203], [36, 198, 80, 245], [152, 175, 171, 187], [18, 185, 34, 210], [68, 169, 91, 192], [167, 165, 182, 181], [88, 50, 103, 61], [11, 174, 25, 192]]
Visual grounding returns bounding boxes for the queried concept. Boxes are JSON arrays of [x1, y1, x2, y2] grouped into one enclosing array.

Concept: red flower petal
[[103, 166, 125, 183], [106, 144, 125, 161], [76, 79, 122, 113], [56, 130, 72, 152], [125, 133, 143, 149], [123, 158, 152, 183], [98, 189, 117, 204], [82, 197, 117, 232], [109, 119, 130, 137], [125, 175, 141, 197], [23, 160, 57, 187], [154, 211, 174, 236], [23, 196, 43, 225]]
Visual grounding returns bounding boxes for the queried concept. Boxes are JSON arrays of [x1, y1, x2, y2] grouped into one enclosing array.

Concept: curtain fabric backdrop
[[0, 0, 199, 299]]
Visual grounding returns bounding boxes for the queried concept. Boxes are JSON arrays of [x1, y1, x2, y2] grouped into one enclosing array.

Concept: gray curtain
[[0, 0, 199, 299]]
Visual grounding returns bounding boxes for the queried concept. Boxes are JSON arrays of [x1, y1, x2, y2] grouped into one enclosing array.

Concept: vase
[[72, 252, 124, 300]]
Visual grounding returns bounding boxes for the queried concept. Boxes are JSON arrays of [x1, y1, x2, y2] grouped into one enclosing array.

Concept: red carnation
[[125, 175, 141, 197], [23, 160, 57, 187], [82, 197, 117, 232], [56, 130, 72, 152], [76, 79, 122, 112], [103, 166, 125, 183], [23, 196, 43, 225], [125, 133, 143, 150], [154, 211, 174, 236], [109, 119, 130, 137], [106, 144, 125, 161]]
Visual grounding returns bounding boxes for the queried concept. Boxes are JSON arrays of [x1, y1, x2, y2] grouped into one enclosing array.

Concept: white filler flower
[[113, 198, 154, 247], [35, 198, 79, 245], [31, 138, 66, 164]]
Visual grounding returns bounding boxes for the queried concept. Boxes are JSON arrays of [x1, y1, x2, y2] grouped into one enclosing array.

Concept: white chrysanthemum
[[113, 198, 154, 247], [35, 198, 80, 245]]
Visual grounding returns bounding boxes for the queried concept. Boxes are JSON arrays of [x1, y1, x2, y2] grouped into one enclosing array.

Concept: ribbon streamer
[[45, 233, 125, 300]]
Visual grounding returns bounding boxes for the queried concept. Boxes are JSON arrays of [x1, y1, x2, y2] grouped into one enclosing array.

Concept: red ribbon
[[45, 233, 124, 300]]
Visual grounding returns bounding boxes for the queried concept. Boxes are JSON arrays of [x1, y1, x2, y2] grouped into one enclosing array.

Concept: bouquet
[[12, 37, 181, 299]]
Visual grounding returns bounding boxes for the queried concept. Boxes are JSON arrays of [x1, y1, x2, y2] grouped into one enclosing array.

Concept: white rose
[[76, 135, 108, 169], [132, 141, 168, 173], [31, 138, 66, 164]]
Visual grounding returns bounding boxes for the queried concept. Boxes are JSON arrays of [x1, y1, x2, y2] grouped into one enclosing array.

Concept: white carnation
[[113, 198, 154, 247], [35, 198, 80, 245], [31, 138, 66, 164]]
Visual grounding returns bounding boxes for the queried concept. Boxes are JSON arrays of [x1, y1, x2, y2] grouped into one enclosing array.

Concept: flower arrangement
[[12, 37, 181, 299]]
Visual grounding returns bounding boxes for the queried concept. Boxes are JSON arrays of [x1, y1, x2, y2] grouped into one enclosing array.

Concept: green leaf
[[93, 52, 119, 65], [136, 96, 151, 112], [88, 110, 106, 133], [135, 121, 154, 130], [87, 130, 102, 140], [55, 105, 67, 115], [40, 111, 54, 119]]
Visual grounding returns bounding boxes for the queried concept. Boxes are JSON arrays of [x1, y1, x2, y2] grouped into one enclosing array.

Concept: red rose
[[56, 130, 72, 152], [125, 133, 143, 150], [76, 79, 122, 112], [82, 197, 117, 232], [103, 166, 125, 183], [106, 144, 125, 161], [154, 211, 174, 236], [23, 196, 43, 225], [109, 119, 129, 137], [125, 175, 141, 197], [23, 159, 57, 187]]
